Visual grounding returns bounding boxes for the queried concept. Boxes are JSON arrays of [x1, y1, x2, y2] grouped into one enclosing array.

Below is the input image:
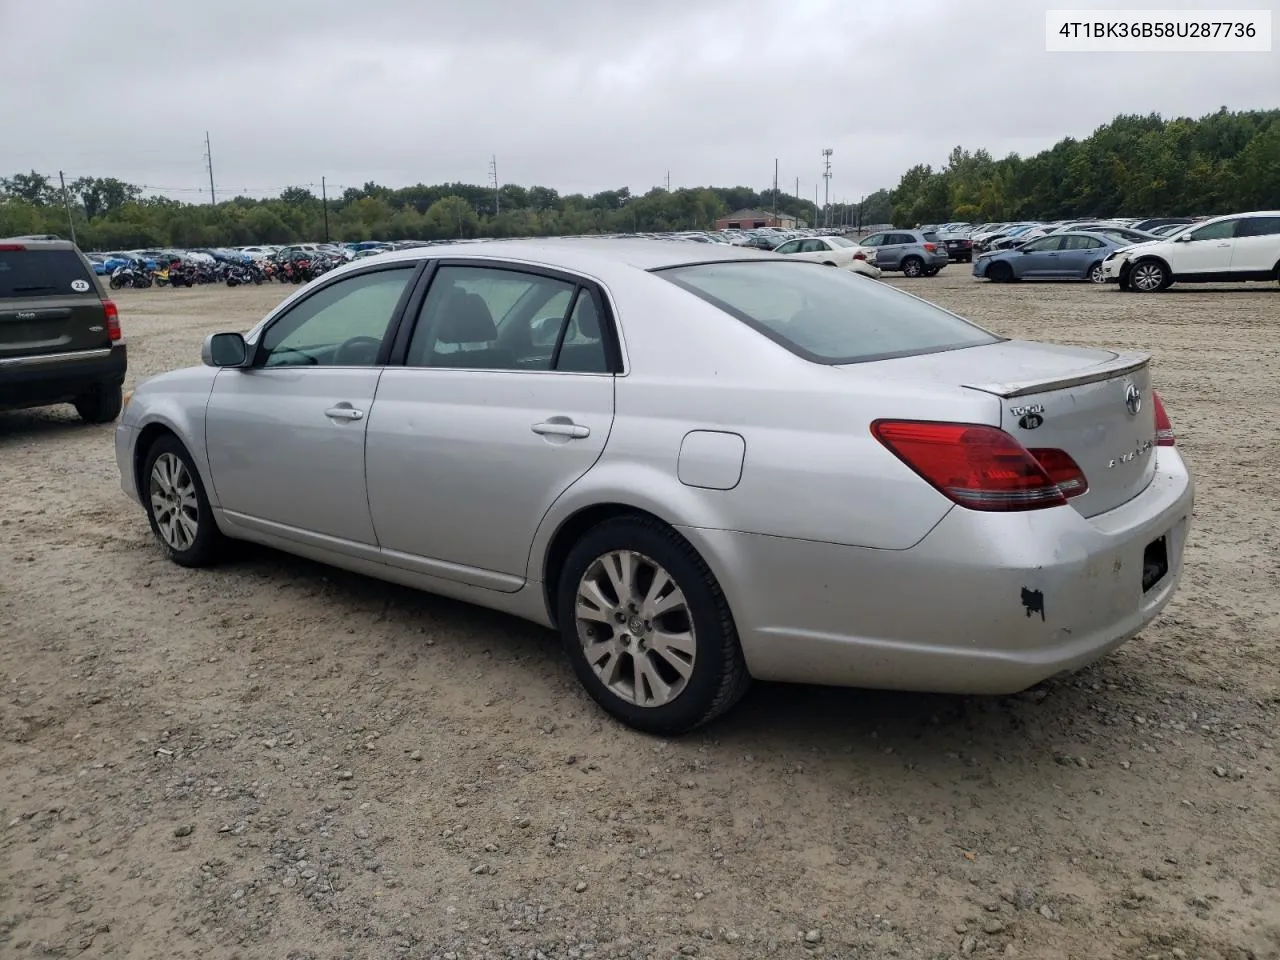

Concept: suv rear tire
[[74, 384, 123, 424], [901, 256, 924, 278]]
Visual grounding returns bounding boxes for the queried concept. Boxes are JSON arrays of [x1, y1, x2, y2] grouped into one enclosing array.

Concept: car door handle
[[532, 420, 589, 439], [325, 405, 365, 421]]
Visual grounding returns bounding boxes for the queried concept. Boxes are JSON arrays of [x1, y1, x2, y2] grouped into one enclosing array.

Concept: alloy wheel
[[149, 452, 199, 551], [1131, 262, 1164, 291], [574, 549, 696, 708], [1089, 263, 1106, 283]]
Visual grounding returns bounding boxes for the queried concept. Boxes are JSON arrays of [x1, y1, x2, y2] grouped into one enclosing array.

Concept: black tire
[[901, 256, 924, 278], [140, 434, 225, 567], [1087, 261, 1106, 284], [923, 266, 939, 277], [1129, 259, 1168, 293], [556, 515, 750, 735], [73, 384, 123, 424], [986, 261, 1014, 283], [109, 276, 123, 290]]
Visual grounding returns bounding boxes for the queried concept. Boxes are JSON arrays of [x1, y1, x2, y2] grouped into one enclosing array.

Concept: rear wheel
[[1087, 261, 1106, 284], [986, 261, 1014, 283], [1130, 260, 1168, 292], [109, 276, 123, 290], [141, 435, 225, 567], [73, 384, 122, 424], [557, 515, 750, 735], [901, 256, 924, 278]]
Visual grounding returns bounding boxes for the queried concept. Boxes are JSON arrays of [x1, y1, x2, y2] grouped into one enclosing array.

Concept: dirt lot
[[2, 271, 1277, 960]]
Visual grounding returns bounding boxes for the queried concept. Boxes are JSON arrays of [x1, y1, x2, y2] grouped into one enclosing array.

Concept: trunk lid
[[855, 340, 1158, 517], [0, 246, 110, 359]]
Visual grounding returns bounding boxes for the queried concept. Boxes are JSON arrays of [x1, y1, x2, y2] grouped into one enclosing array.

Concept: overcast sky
[[0, 0, 1275, 202]]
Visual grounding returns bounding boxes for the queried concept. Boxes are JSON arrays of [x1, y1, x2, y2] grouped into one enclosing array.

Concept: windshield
[[658, 260, 1000, 365]]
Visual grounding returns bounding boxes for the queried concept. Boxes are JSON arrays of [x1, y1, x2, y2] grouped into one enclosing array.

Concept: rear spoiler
[[962, 351, 1150, 398]]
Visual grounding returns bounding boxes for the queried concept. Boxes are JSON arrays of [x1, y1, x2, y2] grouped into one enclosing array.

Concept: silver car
[[115, 240, 1194, 734]]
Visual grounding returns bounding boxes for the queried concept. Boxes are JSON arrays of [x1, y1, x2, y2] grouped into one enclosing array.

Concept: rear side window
[[0, 249, 97, 298], [1236, 217, 1280, 238], [659, 261, 1000, 365]]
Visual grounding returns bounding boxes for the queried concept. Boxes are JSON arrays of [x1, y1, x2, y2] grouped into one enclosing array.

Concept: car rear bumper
[[683, 447, 1194, 694], [0, 343, 127, 410]]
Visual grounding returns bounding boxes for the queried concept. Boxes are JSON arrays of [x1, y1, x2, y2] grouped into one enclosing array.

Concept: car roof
[[347, 237, 781, 274]]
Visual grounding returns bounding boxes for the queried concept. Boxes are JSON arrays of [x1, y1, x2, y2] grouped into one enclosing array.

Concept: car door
[[204, 263, 419, 555], [1167, 218, 1237, 277], [1228, 216, 1280, 278], [876, 234, 907, 269], [1056, 234, 1103, 275], [1012, 236, 1062, 276], [364, 262, 617, 591], [772, 239, 802, 257]]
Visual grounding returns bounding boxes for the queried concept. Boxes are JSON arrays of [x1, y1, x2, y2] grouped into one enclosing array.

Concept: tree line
[[2, 108, 1274, 249], [890, 107, 1279, 226], [0, 170, 893, 251]]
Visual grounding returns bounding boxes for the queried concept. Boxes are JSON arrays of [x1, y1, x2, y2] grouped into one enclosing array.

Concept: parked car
[[973, 231, 1129, 284], [1130, 217, 1195, 233], [114, 238, 1192, 734], [1, 238, 127, 423], [770, 236, 879, 277], [1102, 211, 1280, 291], [936, 228, 975, 263], [857, 229, 949, 276]]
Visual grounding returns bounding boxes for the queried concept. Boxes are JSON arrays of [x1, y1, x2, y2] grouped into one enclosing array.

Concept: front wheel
[[141, 435, 225, 567], [109, 276, 123, 290], [557, 516, 750, 735], [1130, 260, 1168, 292], [901, 257, 924, 278], [986, 261, 1014, 283]]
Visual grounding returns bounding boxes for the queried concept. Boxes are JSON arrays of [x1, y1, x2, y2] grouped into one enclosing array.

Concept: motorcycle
[[108, 264, 152, 289], [168, 262, 197, 287]]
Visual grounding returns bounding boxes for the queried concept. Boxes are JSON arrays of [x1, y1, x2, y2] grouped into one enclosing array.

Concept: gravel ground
[[2, 271, 1277, 960]]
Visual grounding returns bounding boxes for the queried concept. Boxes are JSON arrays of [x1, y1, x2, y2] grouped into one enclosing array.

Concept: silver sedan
[[115, 240, 1194, 734]]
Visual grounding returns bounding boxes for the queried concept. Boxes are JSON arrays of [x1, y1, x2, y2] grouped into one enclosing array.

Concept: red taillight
[[1028, 448, 1088, 498], [102, 299, 121, 341], [853, 252, 867, 261], [1152, 391, 1175, 446], [923, 242, 937, 253], [872, 421, 1067, 512], [0, 243, 26, 251]]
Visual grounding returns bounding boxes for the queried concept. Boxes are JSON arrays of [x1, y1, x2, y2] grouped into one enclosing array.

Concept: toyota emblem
[[1124, 383, 1142, 416]]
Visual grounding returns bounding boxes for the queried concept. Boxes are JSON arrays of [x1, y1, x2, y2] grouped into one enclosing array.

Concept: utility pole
[[321, 177, 330, 242], [58, 171, 76, 245], [665, 170, 670, 192], [814, 185, 818, 231], [488, 156, 500, 216], [204, 131, 216, 205], [821, 148, 833, 228], [772, 158, 778, 222], [795, 176, 799, 199]]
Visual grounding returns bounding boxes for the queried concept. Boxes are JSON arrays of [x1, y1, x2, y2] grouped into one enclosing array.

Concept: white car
[[1102, 211, 1280, 291], [771, 236, 881, 278]]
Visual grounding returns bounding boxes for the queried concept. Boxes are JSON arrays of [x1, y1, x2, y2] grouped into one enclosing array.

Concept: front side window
[[1188, 219, 1236, 242], [773, 240, 801, 255], [407, 265, 606, 372], [259, 266, 414, 367], [660, 260, 999, 365], [860, 234, 884, 246]]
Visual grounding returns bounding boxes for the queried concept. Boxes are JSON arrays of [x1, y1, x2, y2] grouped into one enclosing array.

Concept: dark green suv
[[0, 238, 127, 423]]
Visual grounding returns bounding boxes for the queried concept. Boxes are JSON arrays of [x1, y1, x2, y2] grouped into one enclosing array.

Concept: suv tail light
[[102, 299, 121, 341], [923, 242, 937, 253], [872, 421, 1069, 511], [0, 243, 27, 251], [1152, 391, 1175, 446]]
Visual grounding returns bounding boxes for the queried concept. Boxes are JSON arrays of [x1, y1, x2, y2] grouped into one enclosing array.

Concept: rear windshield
[[0, 249, 97, 298], [659, 260, 1001, 364]]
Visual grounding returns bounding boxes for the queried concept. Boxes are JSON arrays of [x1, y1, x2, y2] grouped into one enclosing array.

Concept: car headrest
[[436, 290, 497, 344]]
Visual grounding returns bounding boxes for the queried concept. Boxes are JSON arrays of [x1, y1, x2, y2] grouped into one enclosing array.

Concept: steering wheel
[[332, 336, 382, 365]]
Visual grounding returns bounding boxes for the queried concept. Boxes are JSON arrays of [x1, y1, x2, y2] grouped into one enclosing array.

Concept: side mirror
[[202, 332, 249, 368], [1174, 233, 1191, 242]]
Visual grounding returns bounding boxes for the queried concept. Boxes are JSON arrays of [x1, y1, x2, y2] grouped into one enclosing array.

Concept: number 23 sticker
[[71, 279, 91, 292]]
